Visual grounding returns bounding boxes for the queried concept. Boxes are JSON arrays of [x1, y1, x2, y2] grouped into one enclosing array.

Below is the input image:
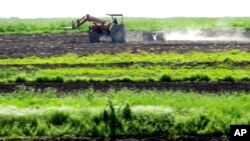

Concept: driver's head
[[113, 18, 118, 23]]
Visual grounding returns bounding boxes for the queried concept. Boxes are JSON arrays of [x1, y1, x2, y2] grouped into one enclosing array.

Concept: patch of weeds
[[160, 74, 172, 82], [116, 77, 133, 82], [35, 76, 64, 82], [240, 76, 250, 81], [183, 74, 211, 82], [123, 103, 132, 121], [15, 76, 27, 82], [48, 111, 69, 126], [222, 76, 235, 81]]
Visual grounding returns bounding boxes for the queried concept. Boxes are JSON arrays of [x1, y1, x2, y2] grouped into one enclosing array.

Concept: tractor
[[71, 14, 126, 43]]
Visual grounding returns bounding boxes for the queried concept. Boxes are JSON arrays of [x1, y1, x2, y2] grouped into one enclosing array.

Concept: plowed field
[[0, 32, 250, 93], [0, 32, 250, 59]]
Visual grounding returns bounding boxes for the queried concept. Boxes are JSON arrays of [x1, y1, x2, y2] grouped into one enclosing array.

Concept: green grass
[[0, 88, 249, 138], [0, 18, 89, 34], [0, 50, 249, 65], [1, 87, 249, 108], [1, 17, 250, 34], [125, 17, 250, 30]]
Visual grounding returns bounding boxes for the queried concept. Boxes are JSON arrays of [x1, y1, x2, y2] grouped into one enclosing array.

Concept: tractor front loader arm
[[72, 14, 107, 29]]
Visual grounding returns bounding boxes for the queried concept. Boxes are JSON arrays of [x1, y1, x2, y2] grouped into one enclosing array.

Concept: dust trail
[[126, 31, 166, 42], [126, 29, 248, 42], [164, 29, 248, 41]]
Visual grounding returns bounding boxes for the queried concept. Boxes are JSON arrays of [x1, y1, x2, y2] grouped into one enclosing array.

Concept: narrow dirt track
[[0, 82, 249, 93], [0, 32, 250, 58], [0, 61, 249, 68]]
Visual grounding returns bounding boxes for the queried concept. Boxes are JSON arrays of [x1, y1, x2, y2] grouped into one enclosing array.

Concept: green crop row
[[1, 87, 249, 108], [0, 65, 249, 83], [0, 50, 248, 83], [0, 50, 249, 65], [0, 88, 249, 138], [10, 74, 250, 83], [1, 17, 250, 34]]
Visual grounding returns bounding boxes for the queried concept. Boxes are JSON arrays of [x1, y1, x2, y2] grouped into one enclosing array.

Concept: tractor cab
[[106, 14, 124, 25]]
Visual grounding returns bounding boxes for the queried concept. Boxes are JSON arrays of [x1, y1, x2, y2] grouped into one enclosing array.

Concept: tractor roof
[[106, 14, 123, 16]]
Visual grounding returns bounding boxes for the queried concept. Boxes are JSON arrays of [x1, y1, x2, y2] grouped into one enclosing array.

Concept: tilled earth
[[0, 32, 250, 58], [0, 32, 250, 93], [0, 61, 249, 68], [0, 82, 250, 93]]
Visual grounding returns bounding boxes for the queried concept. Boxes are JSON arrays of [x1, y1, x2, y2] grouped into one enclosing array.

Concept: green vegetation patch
[[0, 88, 249, 138], [1, 17, 250, 34], [0, 50, 249, 65], [0, 50, 249, 83], [0, 65, 249, 83], [0, 18, 89, 34]]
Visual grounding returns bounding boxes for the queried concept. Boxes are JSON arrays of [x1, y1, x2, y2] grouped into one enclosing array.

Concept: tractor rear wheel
[[89, 31, 100, 43], [111, 25, 126, 43]]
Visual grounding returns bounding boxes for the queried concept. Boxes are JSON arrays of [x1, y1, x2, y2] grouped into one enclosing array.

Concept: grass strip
[[0, 88, 249, 138]]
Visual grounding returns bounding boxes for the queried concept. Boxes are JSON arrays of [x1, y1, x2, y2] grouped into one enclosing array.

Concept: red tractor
[[71, 14, 126, 43]]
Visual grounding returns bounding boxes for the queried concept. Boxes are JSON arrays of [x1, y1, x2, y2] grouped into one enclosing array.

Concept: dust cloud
[[125, 29, 248, 42], [164, 29, 248, 41]]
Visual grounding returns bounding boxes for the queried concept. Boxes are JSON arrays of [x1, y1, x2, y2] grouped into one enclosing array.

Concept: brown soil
[[0, 82, 249, 93], [0, 33, 250, 58], [0, 61, 249, 68]]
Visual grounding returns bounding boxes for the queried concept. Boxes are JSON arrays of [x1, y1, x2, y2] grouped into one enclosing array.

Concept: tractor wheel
[[110, 24, 126, 43], [89, 31, 100, 43]]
